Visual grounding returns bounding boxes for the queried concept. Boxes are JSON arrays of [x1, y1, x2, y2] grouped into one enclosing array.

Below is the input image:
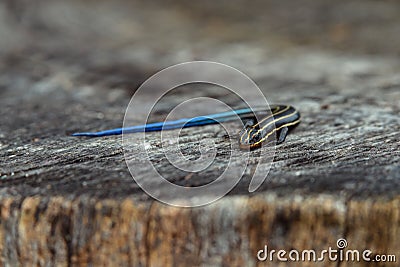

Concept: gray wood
[[0, 0, 399, 266]]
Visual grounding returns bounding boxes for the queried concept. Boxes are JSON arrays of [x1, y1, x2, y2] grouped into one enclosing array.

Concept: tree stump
[[0, 0, 399, 266]]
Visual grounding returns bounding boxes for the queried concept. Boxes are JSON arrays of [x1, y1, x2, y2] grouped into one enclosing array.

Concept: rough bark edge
[[0, 194, 398, 267]]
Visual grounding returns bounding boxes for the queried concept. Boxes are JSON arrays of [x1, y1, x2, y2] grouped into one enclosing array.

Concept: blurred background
[[0, 0, 399, 140], [1, 0, 400, 91], [0, 4, 399, 265]]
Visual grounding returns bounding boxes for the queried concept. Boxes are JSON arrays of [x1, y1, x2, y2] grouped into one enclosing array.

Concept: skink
[[72, 105, 300, 150]]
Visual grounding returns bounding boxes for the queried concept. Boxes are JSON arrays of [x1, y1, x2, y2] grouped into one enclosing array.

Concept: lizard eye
[[251, 132, 261, 142]]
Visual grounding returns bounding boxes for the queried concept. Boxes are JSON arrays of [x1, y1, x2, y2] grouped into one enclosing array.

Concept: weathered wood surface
[[0, 0, 400, 266]]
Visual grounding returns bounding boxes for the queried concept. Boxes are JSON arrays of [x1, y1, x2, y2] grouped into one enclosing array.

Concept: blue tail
[[72, 108, 253, 137]]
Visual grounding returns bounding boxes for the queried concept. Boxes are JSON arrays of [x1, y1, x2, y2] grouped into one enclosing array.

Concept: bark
[[0, 1, 399, 266]]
